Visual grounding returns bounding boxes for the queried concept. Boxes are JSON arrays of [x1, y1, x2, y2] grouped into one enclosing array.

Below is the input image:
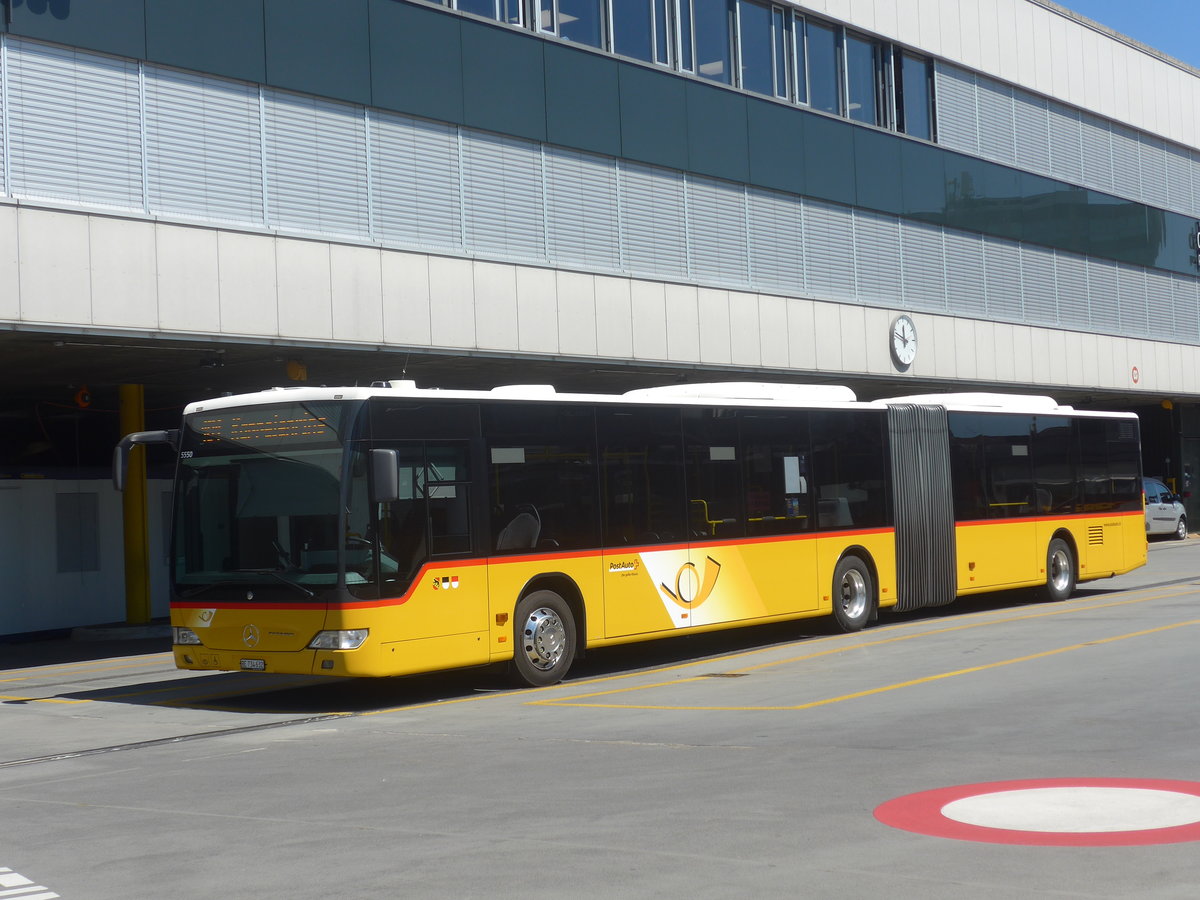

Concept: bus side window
[[598, 407, 685, 546], [740, 410, 812, 536]]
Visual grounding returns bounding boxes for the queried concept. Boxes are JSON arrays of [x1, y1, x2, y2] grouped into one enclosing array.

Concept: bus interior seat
[[496, 504, 541, 550], [817, 497, 853, 528]]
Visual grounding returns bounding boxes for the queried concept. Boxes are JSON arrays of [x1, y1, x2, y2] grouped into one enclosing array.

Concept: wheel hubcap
[[839, 570, 867, 620], [1049, 549, 1071, 592], [521, 607, 567, 671]]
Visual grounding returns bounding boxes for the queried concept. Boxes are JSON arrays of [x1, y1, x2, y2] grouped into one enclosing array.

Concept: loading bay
[[3, 539, 1200, 899]]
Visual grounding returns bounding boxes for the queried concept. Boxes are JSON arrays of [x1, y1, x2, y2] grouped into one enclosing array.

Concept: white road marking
[[0, 867, 58, 899], [942, 787, 1200, 833]]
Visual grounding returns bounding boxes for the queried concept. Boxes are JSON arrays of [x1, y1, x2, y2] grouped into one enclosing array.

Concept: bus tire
[[1043, 538, 1076, 602], [832, 555, 874, 632], [510, 590, 576, 687]]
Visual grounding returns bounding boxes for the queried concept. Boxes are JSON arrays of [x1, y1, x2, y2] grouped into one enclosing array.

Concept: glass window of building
[[792, 15, 808, 104], [805, 19, 840, 114], [737, 0, 774, 96], [540, 0, 604, 46], [612, 0, 657, 63], [897, 52, 934, 140], [844, 31, 884, 126], [694, 0, 734, 84], [771, 7, 789, 99], [457, 0, 522, 24], [677, 0, 695, 70], [654, 0, 671, 63]]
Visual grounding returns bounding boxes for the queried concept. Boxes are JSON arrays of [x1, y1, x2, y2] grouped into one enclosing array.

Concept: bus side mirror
[[112, 429, 180, 491], [370, 449, 400, 503]]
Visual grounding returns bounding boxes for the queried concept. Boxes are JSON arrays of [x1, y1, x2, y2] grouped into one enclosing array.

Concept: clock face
[[891, 315, 917, 367]]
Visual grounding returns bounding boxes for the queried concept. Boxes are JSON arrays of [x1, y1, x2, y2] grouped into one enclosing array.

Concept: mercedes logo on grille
[[242, 624, 261, 648]]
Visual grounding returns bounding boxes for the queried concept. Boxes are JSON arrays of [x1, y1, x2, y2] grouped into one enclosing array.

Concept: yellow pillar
[[119, 384, 151, 625]]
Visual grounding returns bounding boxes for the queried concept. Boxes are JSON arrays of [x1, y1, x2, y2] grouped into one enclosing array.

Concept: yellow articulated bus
[[114, 381, 1146, 686]]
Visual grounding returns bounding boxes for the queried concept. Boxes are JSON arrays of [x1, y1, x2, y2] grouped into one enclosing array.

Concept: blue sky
[[1061, 1, 1200, 69]]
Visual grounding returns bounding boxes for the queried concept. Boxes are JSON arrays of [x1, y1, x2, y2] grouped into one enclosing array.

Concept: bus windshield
[[172, 401, 353, 602]]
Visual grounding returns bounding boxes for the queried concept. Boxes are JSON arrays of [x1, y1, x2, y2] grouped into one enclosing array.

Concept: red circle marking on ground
[[874, 778, 1200, 846]]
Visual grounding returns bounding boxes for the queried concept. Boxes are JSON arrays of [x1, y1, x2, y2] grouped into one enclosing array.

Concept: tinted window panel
[[1033, 416, 1075, 514], [599, 407, 686, 545], [949, 413, 1034, 519], [612, 0, 655, 62], [738, 1, 774, 96], [483, 403, 599, 553], [559, 0, 603, 46], [684, 408, 745, 540], [898, 53, 932, 140], [844, 32, 880, 126], [810, 410, 890, 529], [740, 409, 812, 535]]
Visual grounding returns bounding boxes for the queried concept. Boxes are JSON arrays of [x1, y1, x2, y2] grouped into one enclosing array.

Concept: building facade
[[1, 0, 1199, 635]]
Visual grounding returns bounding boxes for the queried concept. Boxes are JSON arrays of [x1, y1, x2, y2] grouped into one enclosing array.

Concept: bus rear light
[[308, 629, 369, 650], [173, 627, 202, 645]]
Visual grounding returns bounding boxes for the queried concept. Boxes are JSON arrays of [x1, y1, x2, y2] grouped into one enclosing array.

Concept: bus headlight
[[173, 627, 202, 645], [308, 629, 369, 650]]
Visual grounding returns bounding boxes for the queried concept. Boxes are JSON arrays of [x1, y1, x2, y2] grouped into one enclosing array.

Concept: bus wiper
[[180, 572, 315, 599]]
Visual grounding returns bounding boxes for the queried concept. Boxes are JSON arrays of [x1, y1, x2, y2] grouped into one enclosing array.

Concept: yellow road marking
[[532, 618, 1200, 711], [0, 694, 90, 705]]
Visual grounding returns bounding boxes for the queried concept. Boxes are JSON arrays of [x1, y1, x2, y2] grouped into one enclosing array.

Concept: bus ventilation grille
[[1088, 526, 1105, 546]]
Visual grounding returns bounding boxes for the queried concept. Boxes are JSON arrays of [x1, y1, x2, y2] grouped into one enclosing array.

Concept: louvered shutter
[[1013, 90, 1050, 176], [746, 187, 803, 294], [899, 218, 946, 311], [1164, 145, 1193, 216], [1172, 272, 1200, 342], [1054, 251, 1090, 329], [975, 77, 1015, 165], [943, 229, 986, 317], [145, 67, 263, 224], [853, 209, 902, 306], [802, 199, 856, 303], [1138, 135, 1168, 210], [983, 238, 1022, 321], [1146, 269, 1174, 339], [1085, 257, 1120, 333], [372, 111, 462, 250], [932, 63, 978, 156], [619, 161, 688, 278], [544, 146, 620, 270], [1020, 244, 1058, 325], [461, 130, 545, 261], [1047, 101, 1083, 185], [1078, 114, 1113, 193], [7, 39, 142, 209], [265, 90, 368, 237], [687, 175, 749, 286], [1108, 124, 1141, 201], [1117, 265, 1148, 338]]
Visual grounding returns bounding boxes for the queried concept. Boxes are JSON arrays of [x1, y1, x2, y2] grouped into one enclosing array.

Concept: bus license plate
[[240, 658, 266, 671]]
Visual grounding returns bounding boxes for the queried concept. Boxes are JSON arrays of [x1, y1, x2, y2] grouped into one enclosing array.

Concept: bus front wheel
[[832, 555, 874, 632], [510, 590, 577, 687], [1043, 538, 1076, 602]]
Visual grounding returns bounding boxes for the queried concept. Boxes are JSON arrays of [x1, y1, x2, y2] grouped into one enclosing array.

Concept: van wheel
[[510, 590, 576, 687], [1042, 539, 1076, 602], [832, 555, 874, 632], [1175, 516, 1188, 541]]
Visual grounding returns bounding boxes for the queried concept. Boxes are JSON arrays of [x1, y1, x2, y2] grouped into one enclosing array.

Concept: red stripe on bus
[[955, 510, 1143, 528]]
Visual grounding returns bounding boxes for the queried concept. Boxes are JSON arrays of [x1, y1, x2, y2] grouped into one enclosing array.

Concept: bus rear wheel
[[1042, 538, 1076, 602], [510, 590, 576, 687], [832, 555, 874, 632]]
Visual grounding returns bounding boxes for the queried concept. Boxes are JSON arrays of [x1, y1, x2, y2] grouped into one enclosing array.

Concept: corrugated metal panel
[[899, 219, 947, 312], [1164, 145, 1194, 216], [802, 199, 856, 303], [746, 187, 804, 294], [1085, 257, 1121, 333], [1138, 135, 1169, 210], [1145, 269, 1174, 339], [983, 238, 1022, 321], [1012, 89, 1050, 176], [265, 90, 369, 237], [942, 229, 986, 318], [545, 146, 620, 270], [687, 175, 749, 286], [7, 39, 142, 209], [932, 63, 978, 156], [145, 67, 263, 224], [1078, 113, 1112, 193], [462, 130, 545, 261], [1047, 101, 1083, 186], [1117, 265, 1148, 338], [888, 404, 956, 612], [1055, 251, 1090, 328], [619, 161, 688, 278], [371, 111, 462, 251], [852, 210, 902, 306], [1108, 124, 1141, 202], [0, 38, 6, 198], [1021, 243, 1058, 325], [1172, 272, 1200, 343], [1193, 150, 1200, 216], [975, 76, 1015, 165]]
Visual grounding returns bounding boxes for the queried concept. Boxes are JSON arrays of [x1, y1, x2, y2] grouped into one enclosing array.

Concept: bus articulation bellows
[[114, 381, 1146, 686]]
